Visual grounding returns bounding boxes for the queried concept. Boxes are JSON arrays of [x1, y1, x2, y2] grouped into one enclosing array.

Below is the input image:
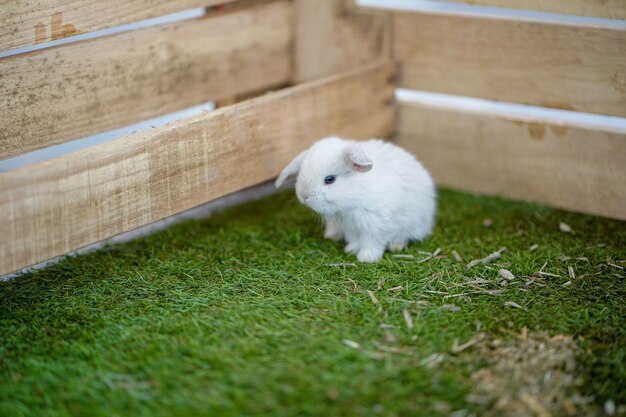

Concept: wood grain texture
[[0, 1, 292, 160], [442, 0, 626, 20], [396, 101, 626, 220], [393, 12, 626, 117], [294, 0, 391, 83], [0, 0, 244, 51], [0, 62, 395, 276]]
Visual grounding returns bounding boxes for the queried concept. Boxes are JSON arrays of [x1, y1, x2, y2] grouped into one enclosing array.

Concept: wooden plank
[[393, 12, 626, 117], [442, 0, 626, 20], [0, 0, 244, 52], [0, 1, 292, 160], [294, 0, 391, 83], [215, 82, 291, 109], [395, 101, 626, 220], [0, 61, 395, 276]]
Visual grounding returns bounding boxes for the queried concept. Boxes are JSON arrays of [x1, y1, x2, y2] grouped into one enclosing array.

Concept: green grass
[[1, 189, 624, 417]]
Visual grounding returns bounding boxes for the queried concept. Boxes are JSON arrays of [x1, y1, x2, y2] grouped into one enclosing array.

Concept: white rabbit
[[275, 137, 436, 263]]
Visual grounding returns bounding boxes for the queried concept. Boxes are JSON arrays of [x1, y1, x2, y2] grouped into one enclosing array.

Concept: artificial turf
[[1, 188, 624, 416]]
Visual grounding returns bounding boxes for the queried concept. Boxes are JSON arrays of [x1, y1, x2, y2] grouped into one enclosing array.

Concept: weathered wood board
[[396, 101, 626, 220], [393, 12, 626, 117], [0, 62, 395, 276], [442, 0, 626, 20], [0, 1, 292, 160], [0, 0, 244, 51]]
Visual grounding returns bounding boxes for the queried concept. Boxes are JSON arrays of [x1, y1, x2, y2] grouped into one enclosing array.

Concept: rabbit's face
[[295, 155, 345, 214], [293, 139, 373, 215]]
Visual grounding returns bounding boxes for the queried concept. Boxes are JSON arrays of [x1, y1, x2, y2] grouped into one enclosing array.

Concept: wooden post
[[294, 0, 391, 83]]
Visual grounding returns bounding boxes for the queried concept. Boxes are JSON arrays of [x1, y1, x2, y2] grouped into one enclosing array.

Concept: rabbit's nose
[[300, 186, 311, 201], [297, 188, 310, 204]]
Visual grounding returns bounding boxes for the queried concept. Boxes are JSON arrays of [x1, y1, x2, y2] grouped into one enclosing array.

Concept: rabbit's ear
[[275, 150, 308, 188], [344, 145, 373, 173]]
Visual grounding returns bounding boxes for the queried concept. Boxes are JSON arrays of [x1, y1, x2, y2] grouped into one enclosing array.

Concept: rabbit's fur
[[276, 137, 436, 263]]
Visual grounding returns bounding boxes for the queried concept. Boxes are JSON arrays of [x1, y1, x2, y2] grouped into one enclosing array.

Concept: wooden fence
[[0, 0, 624, 275]]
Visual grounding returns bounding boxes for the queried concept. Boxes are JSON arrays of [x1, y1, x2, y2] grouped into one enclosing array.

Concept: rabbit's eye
[[324, 175, 336, 185]]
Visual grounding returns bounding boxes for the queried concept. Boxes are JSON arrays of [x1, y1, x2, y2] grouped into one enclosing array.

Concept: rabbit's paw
[[357, 246, 384, 263], [388, 241, 408, 252], [344, 242, 360, 255], [324, 222, 343, 242]]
